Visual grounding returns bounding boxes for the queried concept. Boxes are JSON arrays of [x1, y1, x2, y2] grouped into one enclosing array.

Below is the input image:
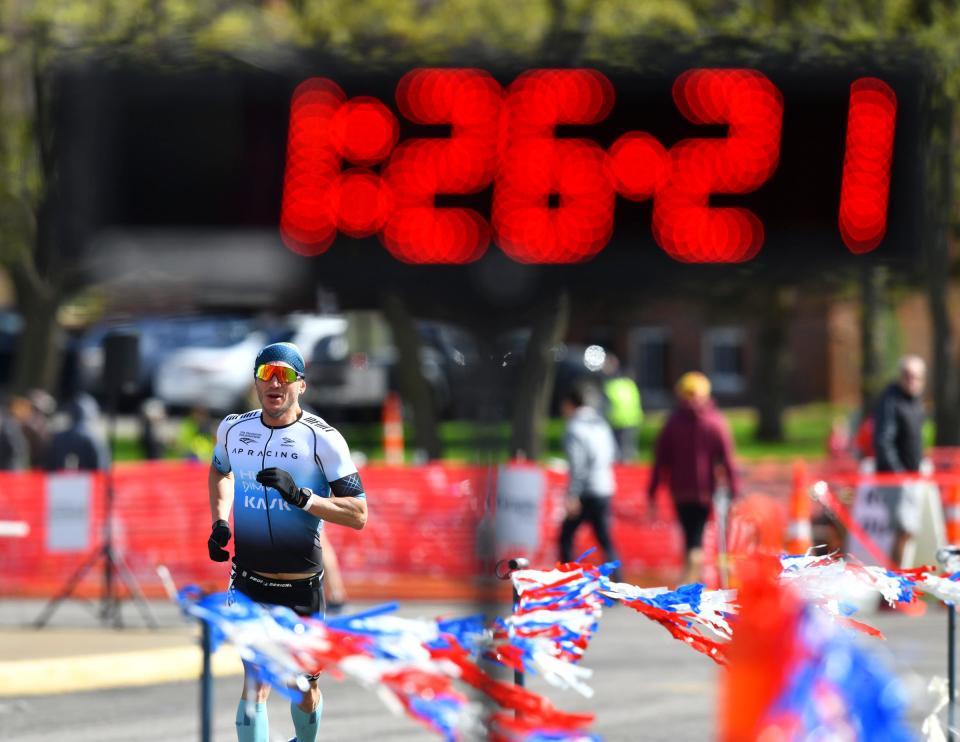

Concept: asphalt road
[[0, 600, 952, 741]]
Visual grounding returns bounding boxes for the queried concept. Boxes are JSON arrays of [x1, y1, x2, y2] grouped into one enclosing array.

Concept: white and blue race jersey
[[212, 409, 362, 573]]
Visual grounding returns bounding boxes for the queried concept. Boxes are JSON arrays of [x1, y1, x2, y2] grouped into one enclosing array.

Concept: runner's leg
[[290, 575, 324, 741], [290, 679, 322, 742], [237, 664, 270, 742]]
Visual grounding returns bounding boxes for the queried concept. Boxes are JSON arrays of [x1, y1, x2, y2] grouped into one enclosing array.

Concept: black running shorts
[[230, 563, 325, 618]]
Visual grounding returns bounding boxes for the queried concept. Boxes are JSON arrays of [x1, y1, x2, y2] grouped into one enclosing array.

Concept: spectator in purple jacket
[[647, 372, 738, 585]]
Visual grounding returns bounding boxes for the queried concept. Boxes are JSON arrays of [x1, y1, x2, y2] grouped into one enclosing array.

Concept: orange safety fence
[[3, 453, 960, 601]]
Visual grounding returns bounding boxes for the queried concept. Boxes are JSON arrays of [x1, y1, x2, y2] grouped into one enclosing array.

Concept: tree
[[0, 1, 309, 394], [9, 0, 960, 453], [0, 6, 64, 394], [693, 3, 960, 436], [382, 291, 442, 460], [752, 284, 797, 442], [509, 291, 570, 459]]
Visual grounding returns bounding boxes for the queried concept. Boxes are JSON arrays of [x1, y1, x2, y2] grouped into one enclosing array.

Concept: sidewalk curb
[[0, 645, 243, 697]]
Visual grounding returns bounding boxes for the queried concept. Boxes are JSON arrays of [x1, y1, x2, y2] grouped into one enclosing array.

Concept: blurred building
[[568, 290, 941, 411]]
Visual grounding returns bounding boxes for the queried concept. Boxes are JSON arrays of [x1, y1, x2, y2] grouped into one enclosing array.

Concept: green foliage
[[294, 0, 551, 63], [321, 403, 854, 463], [589, 0, 699, 41], [118, 402, 914, 464]]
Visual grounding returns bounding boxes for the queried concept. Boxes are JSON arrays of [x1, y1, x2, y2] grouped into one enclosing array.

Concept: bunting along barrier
[[178, 588, 600, 742], [177, 551, 960, 741]]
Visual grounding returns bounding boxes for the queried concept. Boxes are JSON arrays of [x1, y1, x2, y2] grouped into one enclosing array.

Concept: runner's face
[[255, 368, 305, 421]]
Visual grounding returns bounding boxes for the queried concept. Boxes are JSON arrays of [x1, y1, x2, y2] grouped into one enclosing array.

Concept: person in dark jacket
[[647, 372, 738, 585], [872, 355, 926, 566], [0, 393, 29, 470], [43, 393, 109, 472]]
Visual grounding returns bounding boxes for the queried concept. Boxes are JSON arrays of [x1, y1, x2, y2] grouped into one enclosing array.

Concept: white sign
[[848, 483, 896, 565], [849, 480, 944, 568], [495, 464, 545, 554], [46, 473, 92, 553]]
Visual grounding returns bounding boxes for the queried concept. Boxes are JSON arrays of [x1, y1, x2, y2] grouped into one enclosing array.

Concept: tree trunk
[[859, 262, 888, 415], [1, 26, 66, 399], [9, 260, 61, 395], [753, 285, 795, 442], [539, 0, 593, 64], [510, 290, 570, 460], [923, 91, 959, 444], [382, 291, 442, 461]]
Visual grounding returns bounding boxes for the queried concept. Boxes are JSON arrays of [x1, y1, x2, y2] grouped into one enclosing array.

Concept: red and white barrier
[[4, 454, 960, 600]]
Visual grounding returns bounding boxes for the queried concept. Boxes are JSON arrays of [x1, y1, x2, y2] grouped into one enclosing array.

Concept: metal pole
[[495, 556, 529, 706], [103, 400, 118, 626], [713, 487, 730, 589], [512, 580, 524, 689], [938, 547, 960, 742], [201, 619, 213, 742], [950, 604, 956, 742]]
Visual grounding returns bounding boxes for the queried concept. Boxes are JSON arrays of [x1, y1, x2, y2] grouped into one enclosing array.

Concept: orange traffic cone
[[382, 391, 404, 465], [784, 460, 812, 555]]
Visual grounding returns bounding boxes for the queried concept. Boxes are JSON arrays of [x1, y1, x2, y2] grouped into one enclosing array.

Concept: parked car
[[303, 320, 481, 420], [76, 315, 257, 406], [155, 314, 347, 413], [305, 333, 392, 420]]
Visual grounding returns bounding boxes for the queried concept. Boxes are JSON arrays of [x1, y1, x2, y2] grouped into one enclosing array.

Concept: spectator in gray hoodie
[[558, 384, 620, 579]]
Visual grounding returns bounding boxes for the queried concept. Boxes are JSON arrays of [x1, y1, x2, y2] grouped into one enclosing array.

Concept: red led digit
[[331, 97, 398, 237], [381, 69, 503, 264], [838, 78, 897, 254], [331, 169, 395, 237], [493, 69, 616, 264], [280, 78, 346, 255], [609, 132, 669, 201], [652, 69, 783, 262], [280, 80, 399, 252], [281, 69, 888, 265], [332, 97, 399, 166]]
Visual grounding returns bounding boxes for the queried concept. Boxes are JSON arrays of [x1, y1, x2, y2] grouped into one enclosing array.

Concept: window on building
[[628, 327, 671, 405], [703, 327, 746, 395]]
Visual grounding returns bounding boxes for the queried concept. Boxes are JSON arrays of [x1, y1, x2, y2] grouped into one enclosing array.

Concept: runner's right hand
[[208, 519, 231, 562]]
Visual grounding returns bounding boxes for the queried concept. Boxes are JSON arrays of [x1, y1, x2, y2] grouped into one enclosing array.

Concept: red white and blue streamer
[[177, 587, 596, 741], [177, 550, 958, 740]]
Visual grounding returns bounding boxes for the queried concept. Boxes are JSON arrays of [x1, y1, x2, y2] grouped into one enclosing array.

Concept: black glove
[[256, 467, 310, 509], [208, 519, 231, 562]]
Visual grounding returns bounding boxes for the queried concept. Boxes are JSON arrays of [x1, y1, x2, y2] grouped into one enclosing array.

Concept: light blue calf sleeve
[[236, 700, 268, 742], [290, 695, 322, 742]]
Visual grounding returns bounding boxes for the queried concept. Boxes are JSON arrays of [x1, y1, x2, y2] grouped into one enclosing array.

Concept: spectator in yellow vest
[[603, 354, 643, 463], [174, 406, 215, 462]]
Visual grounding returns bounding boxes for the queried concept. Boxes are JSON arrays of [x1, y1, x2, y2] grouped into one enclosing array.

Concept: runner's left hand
[[256, 467, 309, 508]]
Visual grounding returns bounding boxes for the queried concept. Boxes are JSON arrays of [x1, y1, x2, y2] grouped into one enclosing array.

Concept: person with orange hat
[[647, 371, 739, 585]]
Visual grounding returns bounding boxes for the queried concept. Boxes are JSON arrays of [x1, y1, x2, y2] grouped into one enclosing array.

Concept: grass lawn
[[113, 403, 936, 464], [339, 403, 871, 464]]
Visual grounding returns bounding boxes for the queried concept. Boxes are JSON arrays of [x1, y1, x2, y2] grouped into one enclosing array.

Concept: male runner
[[206, 341, 367, 742]]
